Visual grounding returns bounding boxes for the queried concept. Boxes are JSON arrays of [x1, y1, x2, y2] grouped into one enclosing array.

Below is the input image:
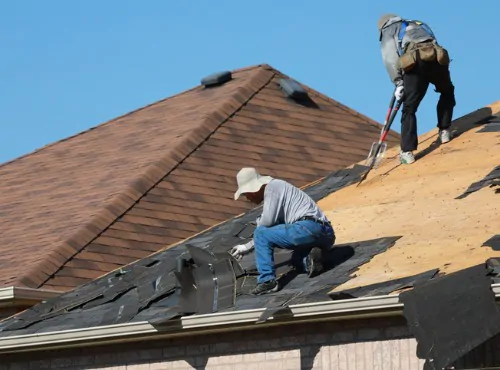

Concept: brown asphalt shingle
[[0, 64, 400, 291]]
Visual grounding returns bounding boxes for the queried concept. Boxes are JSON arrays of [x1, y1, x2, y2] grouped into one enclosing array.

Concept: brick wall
[[0, 317, 498, 370]]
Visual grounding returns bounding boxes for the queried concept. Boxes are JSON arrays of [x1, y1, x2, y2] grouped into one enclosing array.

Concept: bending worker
[[378, 14, 456, 164], [230, 167, 335, 295]]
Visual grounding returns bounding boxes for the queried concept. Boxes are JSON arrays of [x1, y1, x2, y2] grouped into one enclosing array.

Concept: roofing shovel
[[357, 92, 403, 186]]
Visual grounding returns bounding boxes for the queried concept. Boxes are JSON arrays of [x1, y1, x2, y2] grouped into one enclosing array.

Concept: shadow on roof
[[416, 106, 495, 161]]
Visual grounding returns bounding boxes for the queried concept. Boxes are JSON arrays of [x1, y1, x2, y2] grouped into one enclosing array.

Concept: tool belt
[[398, 40, 450, 72], [298, 216, 331, 227]]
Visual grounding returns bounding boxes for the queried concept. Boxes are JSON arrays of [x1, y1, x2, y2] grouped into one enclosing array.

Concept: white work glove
[[394, 85, 404, 101], [230, 242, 254, 260]]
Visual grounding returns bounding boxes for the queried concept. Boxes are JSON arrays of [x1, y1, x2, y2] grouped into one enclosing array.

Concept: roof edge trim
[[20, 66, 277, 289], [2, 283, 500, 353], [0, 287, 62, 308]]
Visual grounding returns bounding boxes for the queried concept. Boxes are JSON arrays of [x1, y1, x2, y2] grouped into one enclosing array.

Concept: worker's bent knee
[[436, 83, 454, 95], [441, 92, 456, 107], [402, 104, 418, 114]]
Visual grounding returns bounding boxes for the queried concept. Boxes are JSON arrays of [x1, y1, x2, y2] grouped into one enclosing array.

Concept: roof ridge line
[[0, 86, 203, 169], [231, 63, 268, 73], [1, 66, 270, 169], [18, 66, 277, 290]]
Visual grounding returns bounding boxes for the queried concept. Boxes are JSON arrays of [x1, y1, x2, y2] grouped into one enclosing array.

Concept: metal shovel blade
[[365, 142, 388, 168]]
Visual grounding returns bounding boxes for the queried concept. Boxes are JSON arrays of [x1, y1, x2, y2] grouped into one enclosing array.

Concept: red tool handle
[[385, 95, 397, 122], [381, 98, 403, 141]]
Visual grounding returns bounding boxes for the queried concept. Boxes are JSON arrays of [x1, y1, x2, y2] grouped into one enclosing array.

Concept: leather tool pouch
[[398, 50, 417, 72], [398, 41, 450, 72], [417, 43, 436, 62], [435, 45, 451, 66]]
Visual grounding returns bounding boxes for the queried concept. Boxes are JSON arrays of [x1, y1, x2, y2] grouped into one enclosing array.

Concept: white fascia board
[[180, 294, 403, 330], [0, 284, 499, 352], [0, 322, 156, 351], [0, 293, 409, 351], [0, 287, 15, 301], [0, 287, 62, 306], [290, 294, 402, 317]]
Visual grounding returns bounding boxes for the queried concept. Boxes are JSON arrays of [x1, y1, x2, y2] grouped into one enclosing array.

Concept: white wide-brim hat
[[234, 167, 273, 200]]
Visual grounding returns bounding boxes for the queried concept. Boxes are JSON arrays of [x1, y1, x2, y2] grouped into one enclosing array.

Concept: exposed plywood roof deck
[[319, 101, 500, 292]]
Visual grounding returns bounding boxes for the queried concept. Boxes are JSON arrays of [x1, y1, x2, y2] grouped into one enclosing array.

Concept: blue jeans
[[253, 220, 335, 283]]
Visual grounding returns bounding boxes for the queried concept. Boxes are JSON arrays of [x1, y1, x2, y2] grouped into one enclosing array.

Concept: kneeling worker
[[230, 167, 335, 295]]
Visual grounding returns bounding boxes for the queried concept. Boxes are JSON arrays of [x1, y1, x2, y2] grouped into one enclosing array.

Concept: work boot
[[400, 151, 416, 164], [251, 279, 279, 295], [306, 247, 324, 278], [439, 129, 451, 144]]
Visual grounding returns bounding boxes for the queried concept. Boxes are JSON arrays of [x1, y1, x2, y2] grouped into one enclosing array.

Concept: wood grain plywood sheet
[[318, 102, 500, 292]]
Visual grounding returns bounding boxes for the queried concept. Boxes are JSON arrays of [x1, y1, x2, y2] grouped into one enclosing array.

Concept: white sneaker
[[439, 129, 451, 144], [400, 151, 416, 164]]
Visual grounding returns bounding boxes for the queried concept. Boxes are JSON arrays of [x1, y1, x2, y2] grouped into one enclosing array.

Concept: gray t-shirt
[[244, 179, 330, 248], [257, 179, 329, 226]]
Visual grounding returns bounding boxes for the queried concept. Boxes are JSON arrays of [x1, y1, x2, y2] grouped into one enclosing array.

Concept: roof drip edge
[[1, 283, 500, 353]]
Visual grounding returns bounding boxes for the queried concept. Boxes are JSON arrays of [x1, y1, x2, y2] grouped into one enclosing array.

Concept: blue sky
[[1, 1, 497, 163]]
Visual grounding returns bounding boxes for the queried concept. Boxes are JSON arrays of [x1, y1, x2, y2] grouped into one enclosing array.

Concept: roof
[[0, 64, 400, 292], [324, 101, 500, 294], [0, 163, 400, 336], [0, 100, 497, 339]]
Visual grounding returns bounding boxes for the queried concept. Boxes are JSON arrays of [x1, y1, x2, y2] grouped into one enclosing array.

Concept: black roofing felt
[[476, 114, 500, 133], [400, 261, 500, 370], [329, 268, 440, 300], [482, 235, 500, 252], [0, 164, 417, 336], [456, 164, 500, 199], [477, 122, 500, 133]]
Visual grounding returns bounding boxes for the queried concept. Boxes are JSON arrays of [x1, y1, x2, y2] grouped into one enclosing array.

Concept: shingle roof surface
[[0, 64, 399, 291], [0, 164, 403, 335], [0, 101, 497, 337]]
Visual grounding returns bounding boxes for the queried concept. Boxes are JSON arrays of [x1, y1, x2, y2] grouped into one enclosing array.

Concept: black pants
[[401, 59, 456, 152]]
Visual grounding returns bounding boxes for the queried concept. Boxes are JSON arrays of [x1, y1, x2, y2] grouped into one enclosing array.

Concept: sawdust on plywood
[[318, 101, 500, 293]]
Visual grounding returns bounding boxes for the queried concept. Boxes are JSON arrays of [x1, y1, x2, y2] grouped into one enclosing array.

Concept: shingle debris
[[482, 235, 500, 252], [400, 262, 500, 370], [456, 165, 500, 199], [0, 164, 405, 337], [329, 268, 440, 300], [476, 114, 500, 133]]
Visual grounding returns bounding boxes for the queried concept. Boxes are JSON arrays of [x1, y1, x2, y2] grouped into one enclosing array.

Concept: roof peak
[[0, 64, 274, 170], [17, 65, 277, 289], [0, 62, 401, 292]]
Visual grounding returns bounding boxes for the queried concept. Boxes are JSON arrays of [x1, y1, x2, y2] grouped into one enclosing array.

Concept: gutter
[[0, 287, 62, 308], [1, 284, 499, 354]]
